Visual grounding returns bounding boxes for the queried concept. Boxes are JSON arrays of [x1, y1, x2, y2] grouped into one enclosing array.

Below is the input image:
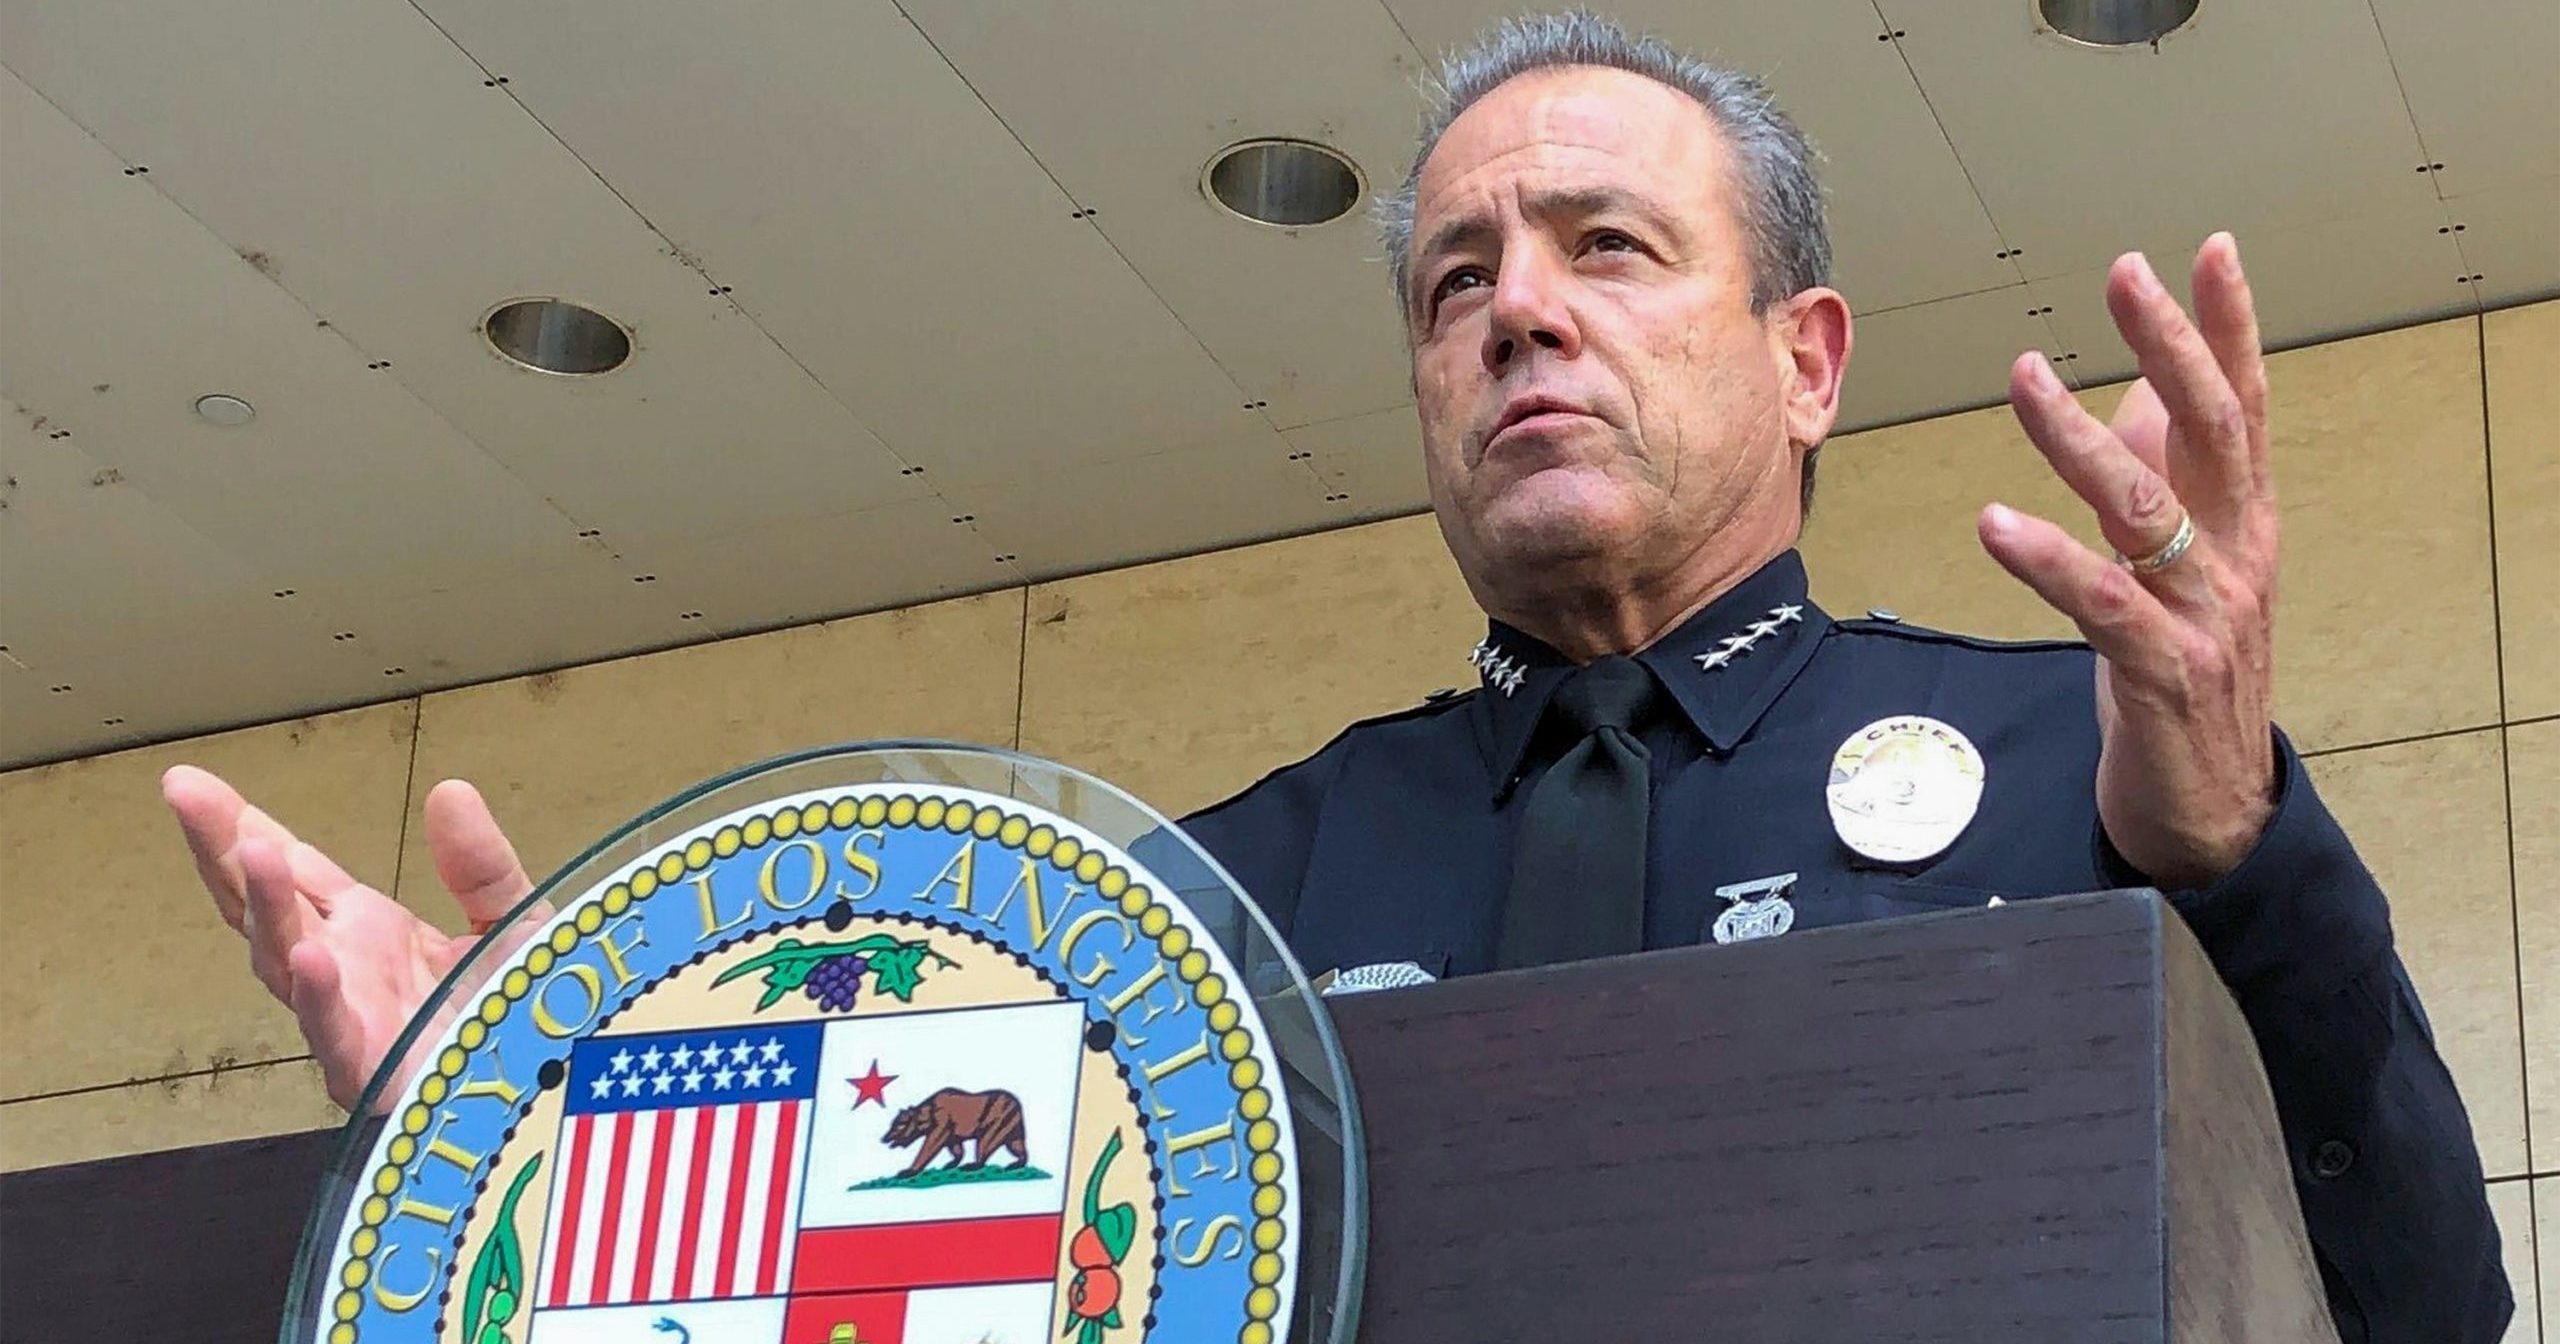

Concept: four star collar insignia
[[1467, 603, 1806, 698]]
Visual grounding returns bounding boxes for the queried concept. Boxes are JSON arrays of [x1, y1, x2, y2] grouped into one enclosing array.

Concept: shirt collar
[[1469, 549, 1829, 799]]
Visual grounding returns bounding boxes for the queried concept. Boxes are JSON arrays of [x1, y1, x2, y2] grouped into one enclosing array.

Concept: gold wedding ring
[[2122, 510, 2197, 574]]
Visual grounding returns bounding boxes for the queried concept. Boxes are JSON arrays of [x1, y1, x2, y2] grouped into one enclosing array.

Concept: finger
[[2105, 251, 2252, 529], [1979, 503, 2184, 680], [424, 779, 534, 930], [239, 837, 311, 1001], [2108, 379, 2171, 479], [2007, 352, 2203, 599], [162, 766, 365, 927], [2189, 233, 2272, 501], [163, 765, 255, 929], [286, 941, 375, 1112]]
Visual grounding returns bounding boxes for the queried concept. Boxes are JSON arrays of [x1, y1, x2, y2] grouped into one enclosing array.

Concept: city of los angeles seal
[[308, 784, 1299, 1344]]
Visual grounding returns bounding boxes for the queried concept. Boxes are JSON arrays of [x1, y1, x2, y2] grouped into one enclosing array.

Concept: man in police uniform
[[162, 11, 2506, 1340]]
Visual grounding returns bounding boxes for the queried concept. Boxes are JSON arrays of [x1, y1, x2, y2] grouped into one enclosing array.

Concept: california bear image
[[883, 1087, 1030, 1177]]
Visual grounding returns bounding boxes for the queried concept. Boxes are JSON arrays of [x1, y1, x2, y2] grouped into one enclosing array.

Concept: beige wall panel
[[1018, 515, 1481, 819], [2540, 1179, 2557, 1343], [1803, 399, 2090, 640], [2489, 300, 2560, 721], [2308, 730, 2525, 1178], [397, 592, 1025, 920], [2261, 318, 2499, 749], [2491, 1180, 2541, 1344], [1811, 319, 2497, 753], [2512, 718, 2560, 1176], [0, 1057, 339, 1173], [0, 703, 415, 1100]]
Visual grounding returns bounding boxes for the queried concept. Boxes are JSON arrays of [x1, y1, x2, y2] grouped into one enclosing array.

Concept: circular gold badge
[[1825, 715, 1986, 864]]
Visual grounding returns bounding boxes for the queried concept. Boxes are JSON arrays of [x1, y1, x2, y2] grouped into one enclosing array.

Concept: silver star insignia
[[1696, 648, 1734, 671], [1770, 603, 1804, 624], [1497, 663, 1525, 695]]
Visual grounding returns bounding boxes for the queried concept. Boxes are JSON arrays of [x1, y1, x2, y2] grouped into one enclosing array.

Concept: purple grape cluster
[[802, 955, 869, 1013]]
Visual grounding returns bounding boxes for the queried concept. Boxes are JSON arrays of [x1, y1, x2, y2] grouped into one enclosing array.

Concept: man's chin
[[1474, 491, 1646, 569]]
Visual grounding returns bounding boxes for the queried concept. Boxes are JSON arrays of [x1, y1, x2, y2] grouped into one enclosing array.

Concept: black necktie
[[1497, 655, 1662, 969]]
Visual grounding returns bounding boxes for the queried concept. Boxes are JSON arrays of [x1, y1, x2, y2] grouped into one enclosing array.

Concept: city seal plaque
[[288, 745, 1363, 1344]]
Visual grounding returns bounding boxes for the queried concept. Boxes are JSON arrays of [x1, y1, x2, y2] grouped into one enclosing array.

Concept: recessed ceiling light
[[2037, 0, 2201, 47], [1203, 139, 1364, 228], [194, 393, 255, 426], [482, 298, 631, 376]]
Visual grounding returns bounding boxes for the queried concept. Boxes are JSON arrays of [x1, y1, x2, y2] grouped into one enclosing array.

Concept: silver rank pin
[[1694, 604, 1804, 673], [1468, 637, 1528, 697]]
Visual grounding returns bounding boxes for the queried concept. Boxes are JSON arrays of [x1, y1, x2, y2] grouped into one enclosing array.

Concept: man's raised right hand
[[161, 766, 547, 1112]]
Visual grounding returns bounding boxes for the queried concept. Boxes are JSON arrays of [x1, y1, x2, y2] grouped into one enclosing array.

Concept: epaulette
[[1831, 611, 2088, 656], [1349, 684, 1479, 725]]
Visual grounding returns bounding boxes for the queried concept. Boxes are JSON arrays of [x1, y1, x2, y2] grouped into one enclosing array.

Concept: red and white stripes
[[538, 1098, 810, 1308]]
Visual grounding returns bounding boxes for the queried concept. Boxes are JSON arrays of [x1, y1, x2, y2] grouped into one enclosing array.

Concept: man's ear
[[1773, 287, 1853, 451]]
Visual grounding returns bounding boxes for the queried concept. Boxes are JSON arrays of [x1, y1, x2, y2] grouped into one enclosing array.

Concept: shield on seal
[[524, 1001, 1084, 1344]]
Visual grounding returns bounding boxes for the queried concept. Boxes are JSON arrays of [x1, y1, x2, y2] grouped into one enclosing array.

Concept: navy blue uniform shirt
[[1177, 549, 2510, 1343]]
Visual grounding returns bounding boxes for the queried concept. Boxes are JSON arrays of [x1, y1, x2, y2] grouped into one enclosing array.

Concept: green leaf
[[868, 944, 927, 1001], [462, 1155, 542, 1343], [1077, 1320, 1105, 1344], [1094, 1203, 1136, 1264], [1082, 1130, 1124, 1223], [1101, 1306, 1123, 1329], [710, 935, 903, 989]]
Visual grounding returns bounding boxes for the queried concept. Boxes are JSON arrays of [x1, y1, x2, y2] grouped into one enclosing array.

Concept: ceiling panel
[[1291, 405, 1433, 521], [351, 552, 722, 694], [1836, 286, 2063, 433], [0, 69, 586, 604], [957, 430, 1346, 580], [633, 495, 1022, 641], [1882, 0, 2441, 282], [2370, 0, 2560, 198], [0, 417, 291, 660], [0, 654, 146, 765], [2028, 198, 2476, 389], [2450, 176, 2560, 312], [1, 0, 927, 553], [1382, 0, 2016, 313], [411, 0, 1257, 487], [895, 0, 1423, 430]]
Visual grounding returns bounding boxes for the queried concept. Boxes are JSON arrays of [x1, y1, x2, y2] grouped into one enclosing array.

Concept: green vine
[[460, 1153, 542, 1344]]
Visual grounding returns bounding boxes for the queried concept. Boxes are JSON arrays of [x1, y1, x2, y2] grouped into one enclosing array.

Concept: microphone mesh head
[[1325, 961, 1438, 995]]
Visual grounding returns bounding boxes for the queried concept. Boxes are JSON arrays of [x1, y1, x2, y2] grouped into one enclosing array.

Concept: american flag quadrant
[[526, 999, 1088, 1344]]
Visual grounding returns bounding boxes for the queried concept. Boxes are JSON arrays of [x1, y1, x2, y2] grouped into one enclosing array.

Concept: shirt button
[[2310, 1139, 2355, 1179]]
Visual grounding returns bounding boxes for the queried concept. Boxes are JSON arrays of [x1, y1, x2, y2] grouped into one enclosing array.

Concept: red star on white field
[[848, 1059, 897, 1109]]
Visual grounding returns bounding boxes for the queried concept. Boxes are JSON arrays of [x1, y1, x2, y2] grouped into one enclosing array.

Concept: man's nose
[[1481, 249, 1581, 373]]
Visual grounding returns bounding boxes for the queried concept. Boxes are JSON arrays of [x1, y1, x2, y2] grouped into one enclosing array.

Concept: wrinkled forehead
[[1414, 65, 1734, 228]]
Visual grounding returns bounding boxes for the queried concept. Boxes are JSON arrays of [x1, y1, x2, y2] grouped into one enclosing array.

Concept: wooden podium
[[0, 891, 2336, 1343]]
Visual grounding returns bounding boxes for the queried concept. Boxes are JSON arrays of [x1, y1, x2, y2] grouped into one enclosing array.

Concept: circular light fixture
[[481, 298, 631, 376], [1202, 139, 1364, 228], [194, 393, 255, 426], [2037, 0, 2201, 47]]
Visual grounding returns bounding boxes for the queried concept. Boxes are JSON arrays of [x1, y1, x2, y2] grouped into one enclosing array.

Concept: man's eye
[[1431, 268, 1489, 310], [1587, 230, 1637, 254]]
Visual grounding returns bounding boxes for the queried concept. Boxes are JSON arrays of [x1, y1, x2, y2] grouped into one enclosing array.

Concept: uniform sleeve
[[2146, 729, 2512, 1343]]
